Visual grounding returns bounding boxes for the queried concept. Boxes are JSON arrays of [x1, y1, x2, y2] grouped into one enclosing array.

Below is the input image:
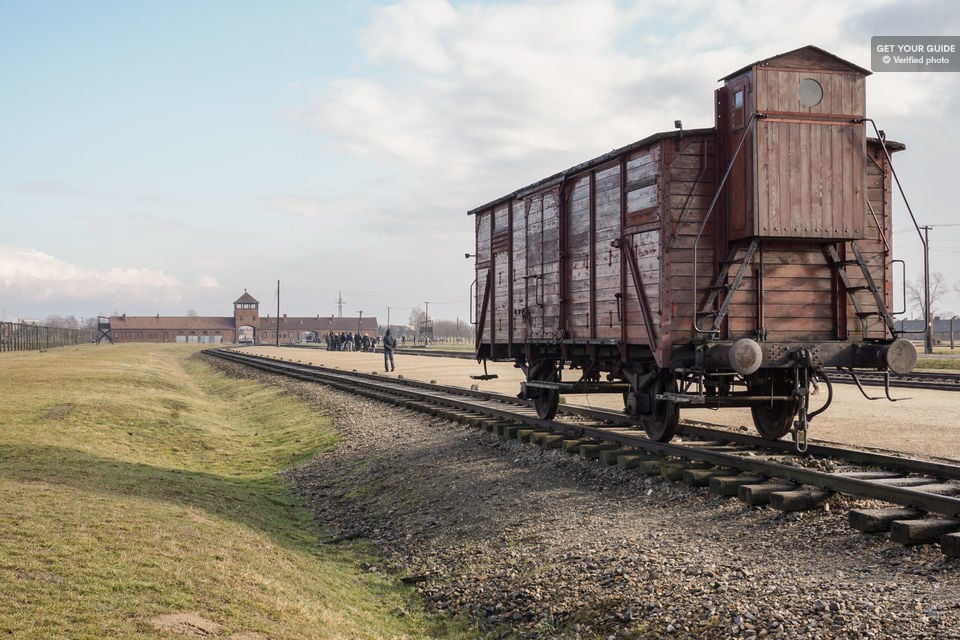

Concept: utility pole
[[386, 306, 391, 332], [922, 225, 932, 354], [276, 280, 280, 347], [336, 292, 344, 318], [358, 310, 363, 335]]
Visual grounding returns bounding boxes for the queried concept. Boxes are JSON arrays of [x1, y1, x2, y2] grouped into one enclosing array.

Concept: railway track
[[207, 347, 960, 556], [305, 345, 960, 392]]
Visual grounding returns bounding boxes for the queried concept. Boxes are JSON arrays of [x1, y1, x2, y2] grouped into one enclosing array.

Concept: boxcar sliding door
[[563, 165, 623, 341], [523, 191, 561, 341]]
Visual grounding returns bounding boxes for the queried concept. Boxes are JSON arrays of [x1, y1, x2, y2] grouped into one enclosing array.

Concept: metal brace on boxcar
[[790, 349, 813, 453], [789, 348, 835, 454]]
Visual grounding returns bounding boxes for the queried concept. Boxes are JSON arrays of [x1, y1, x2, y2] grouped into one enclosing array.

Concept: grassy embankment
[[915, 346, 960, 371], [0, 344, 466, 639]]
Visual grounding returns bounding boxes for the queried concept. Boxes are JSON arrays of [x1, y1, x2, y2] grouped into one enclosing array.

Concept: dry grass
[[0, 344, 464, 639]]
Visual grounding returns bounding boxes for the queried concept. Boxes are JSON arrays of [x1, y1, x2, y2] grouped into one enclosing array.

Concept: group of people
[[325, 331, 378, 352], [324, 329, 399, 373]]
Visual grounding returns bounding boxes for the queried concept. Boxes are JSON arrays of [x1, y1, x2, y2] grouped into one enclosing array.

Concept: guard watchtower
[[96, 316, 112, 344], [233, 291, 259, 325], [233, 290, 260, 343]]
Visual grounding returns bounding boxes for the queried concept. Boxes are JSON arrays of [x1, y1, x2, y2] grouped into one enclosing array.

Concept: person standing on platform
[[383, 328, 397, 372]]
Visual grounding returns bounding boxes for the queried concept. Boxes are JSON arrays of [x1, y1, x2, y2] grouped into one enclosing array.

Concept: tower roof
[[233, 290, 259, 305]]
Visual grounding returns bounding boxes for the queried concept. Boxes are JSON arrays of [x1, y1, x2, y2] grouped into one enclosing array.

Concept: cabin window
[[625, 152, 658, 218], [798, 78, 823, 107], [731, 86, 746, 129], [494, 206, 510, 233]]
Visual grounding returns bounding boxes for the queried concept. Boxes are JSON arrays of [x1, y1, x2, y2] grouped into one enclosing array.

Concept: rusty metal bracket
[[883, 371, 910, 402], [845, 368, 884, 400]]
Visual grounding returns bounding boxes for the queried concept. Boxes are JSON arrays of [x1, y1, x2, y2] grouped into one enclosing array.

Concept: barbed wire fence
[[0, 321, 97, 353]]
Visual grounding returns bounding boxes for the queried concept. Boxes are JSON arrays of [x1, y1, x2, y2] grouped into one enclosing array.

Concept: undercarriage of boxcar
[[470, 46, 920, 451], [487, 330, 916, 451]]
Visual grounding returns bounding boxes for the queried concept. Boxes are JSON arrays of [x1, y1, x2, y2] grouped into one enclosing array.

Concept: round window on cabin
[[797, 78, 823, 107]]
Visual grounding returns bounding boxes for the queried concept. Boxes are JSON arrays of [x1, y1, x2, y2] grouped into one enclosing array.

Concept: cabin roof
[[721, 45, 872, 81]]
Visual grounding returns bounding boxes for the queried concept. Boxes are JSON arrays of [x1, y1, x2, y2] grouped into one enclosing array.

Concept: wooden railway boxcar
[[469, 46, 917, 448]]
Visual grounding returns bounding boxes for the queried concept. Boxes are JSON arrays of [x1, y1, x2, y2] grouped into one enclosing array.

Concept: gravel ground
[[206, 355, 960, 640]]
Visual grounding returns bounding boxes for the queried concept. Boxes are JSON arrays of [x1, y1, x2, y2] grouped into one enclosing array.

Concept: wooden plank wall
[[492, 203, 511, 344], [564, 165, 624, 340], [565, 176, 592, 338], [521, 195, 544, 340], [755, 68, 864, 117], [594, 165, 624, 339], [662, 136, 717, 356], [857, 141, 894, 339], [684, 139, 892, 343], [540, 192, 561, 340], [511, 197, 528, 342], [725, 245, 838, 339], [752, 67, 867, 240], [754, 121, 865, 239], [474, 210, 493, 345], [622, 147, 663, 353], [515, 191, 561, 341]]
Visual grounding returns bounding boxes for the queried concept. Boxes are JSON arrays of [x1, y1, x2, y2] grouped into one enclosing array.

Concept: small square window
[[734, 89, 744, 110]]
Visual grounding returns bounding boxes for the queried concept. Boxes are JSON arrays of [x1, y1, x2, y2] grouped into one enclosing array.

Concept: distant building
[[107, 291, 377, 344], [895, 317, 960, 346]]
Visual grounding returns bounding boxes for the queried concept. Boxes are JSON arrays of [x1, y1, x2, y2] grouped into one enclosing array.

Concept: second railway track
[[207, 347, 960, 557]]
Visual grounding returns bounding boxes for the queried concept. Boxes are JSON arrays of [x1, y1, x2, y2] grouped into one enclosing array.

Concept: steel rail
[[206, 348, 960, 518], [276, 345, 960, 391]]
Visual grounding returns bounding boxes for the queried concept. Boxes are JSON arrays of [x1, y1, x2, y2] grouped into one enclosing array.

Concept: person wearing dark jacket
[[383, 328, 397, 372]]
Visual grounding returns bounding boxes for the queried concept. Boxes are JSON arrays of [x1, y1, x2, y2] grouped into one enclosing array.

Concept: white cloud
[[0, 244, 183, 309], [281, 0, 960, 316], [196, 275, 222, 289], [299, 1, 653, 176], [18, 180, 108, 199], [293, 1, 957, 204], [299, 0, 914, 191], [360, 0, 458, 73]]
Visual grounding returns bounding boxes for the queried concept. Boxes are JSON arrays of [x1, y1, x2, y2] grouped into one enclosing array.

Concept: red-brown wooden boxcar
[[469, 46, 917, 447]]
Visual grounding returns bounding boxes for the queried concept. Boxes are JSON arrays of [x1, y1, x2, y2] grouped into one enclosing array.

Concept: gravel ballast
[[208, 355, 960, 640]]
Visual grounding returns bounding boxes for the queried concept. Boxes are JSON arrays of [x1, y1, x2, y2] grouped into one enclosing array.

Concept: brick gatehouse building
[[108, 291, 377, 344]]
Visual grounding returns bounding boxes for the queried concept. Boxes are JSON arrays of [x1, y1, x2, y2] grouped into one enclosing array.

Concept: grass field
[[0, 344, 466, 639]]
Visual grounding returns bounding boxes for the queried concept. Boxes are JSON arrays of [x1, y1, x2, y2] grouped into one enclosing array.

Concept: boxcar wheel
[[750, 373, 799, 440], [535, 388, 560, 420], [644, 373, 679, 442], [529, 359, 560, 421]]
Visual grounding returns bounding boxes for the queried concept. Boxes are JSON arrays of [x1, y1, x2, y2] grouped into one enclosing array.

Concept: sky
[[2, 0, 960, 326]]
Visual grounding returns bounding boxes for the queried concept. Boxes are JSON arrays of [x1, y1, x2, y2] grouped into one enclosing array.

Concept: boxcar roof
[[467, 127, 714, 215], [467, 128, 904, 216]]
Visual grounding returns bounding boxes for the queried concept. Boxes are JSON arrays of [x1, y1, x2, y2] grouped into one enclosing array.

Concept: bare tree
[[433, 318, 475, 342], [906, 271, 946, 320], [408, 306, 424, 327]]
